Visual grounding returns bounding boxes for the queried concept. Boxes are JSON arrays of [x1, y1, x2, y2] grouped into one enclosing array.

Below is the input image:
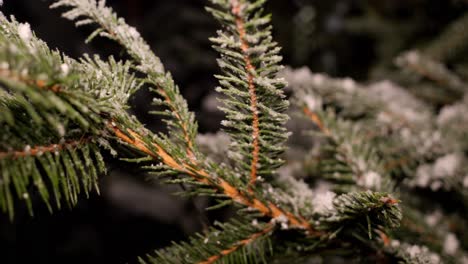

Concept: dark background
[[0, 0, 466, 263]]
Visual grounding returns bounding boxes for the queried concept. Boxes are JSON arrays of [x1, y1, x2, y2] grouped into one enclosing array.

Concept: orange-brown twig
[[157, 89, 197, 162], [0, 138, 89, 159], [109, 122, 320, 235], [302, 107, 331, 136], [375, 229, 391, 246], [231, 0, 261, 192], [0, 68, 62, 93], [198, 223, 275, 264]]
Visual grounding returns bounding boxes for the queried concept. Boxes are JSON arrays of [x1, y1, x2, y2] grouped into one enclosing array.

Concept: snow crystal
[[18, 23, 32, 42], [342, 78, 356, 92], [303, 94, 322, 111], [312, 191, 336, 214], [128, 26, 140, 39], [443, 233, 459, 255], [60, 63, 70, 75], [280, 222, 288, 230], [272, 214, 289, 229], [358, 171, 381, 189], [433, 153, 461, 178]]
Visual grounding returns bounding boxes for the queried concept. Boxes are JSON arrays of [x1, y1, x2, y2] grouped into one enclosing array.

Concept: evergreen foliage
[[0, 0, 467, 263]]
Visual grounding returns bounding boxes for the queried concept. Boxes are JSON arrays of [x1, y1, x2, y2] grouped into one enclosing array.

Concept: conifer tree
[[0, 0, 467, 263]]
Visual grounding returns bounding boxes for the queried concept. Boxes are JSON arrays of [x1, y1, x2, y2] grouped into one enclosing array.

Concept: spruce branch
[[52, 0, 324, 244], [301, 108, 393, 192], [396, 50, 468, 95], [0, 13, 141, 217], [51, 0, 200, 162], [284, 67, 468, 207], [229, 0, 262, 190], [141, 219, 274, 264], [109, 120, 317, 234], [208, 0, 289, 189], [4, 0, 465, 262]]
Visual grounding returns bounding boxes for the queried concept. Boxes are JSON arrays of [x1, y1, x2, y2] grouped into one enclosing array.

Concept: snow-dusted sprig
[[395, 205, 468, 262], [50, 0, 324, 242], [0, 14, 139, 128], [271, 189, 402, 254], [51, 0, 163, 74], [318, 191, 401, 230], [284, 65, 468, 260], [108, 115, 318, 234], [286, 66, 468, 214], [207, 0, 290, 189], [0, 15, 138, 218], [281, 66, 433, 131], [51, 0, 200, 162], [283, 66, 462, 179], [141, 219, 274, 264], [307, 110, 394, 192], [396, 50, 468, 95]]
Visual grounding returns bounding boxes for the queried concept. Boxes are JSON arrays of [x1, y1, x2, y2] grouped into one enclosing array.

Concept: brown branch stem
[[0, 138, 89, 159], [157, 88, 197, 162], [231, 0, 261, 191], [109, 122, 320, 235], [198, 223, 275, 264], [0, 68, 62, 92]]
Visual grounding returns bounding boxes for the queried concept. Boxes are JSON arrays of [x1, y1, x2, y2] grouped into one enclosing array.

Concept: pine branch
[[50, 0, 164, 74], [283, 67, 436, 176], [285, 67, 468, 210], [0, 137, 104, 219], [51, 0, 200, 162], [208, 0, 289, 189], [302, 109, 393, 192], [197, 223, 274, 264], [229, 0, 262, 189], [0, 14, 140, 217], [396, 50, 467, 95], [109, 120, 317, 234], [141, 219, 274, 264]]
